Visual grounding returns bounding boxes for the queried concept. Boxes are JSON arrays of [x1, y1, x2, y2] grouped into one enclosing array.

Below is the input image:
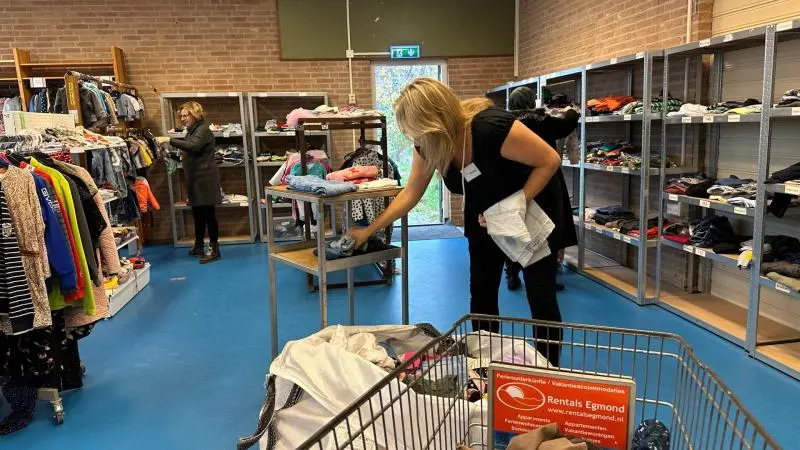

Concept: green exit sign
[[390, 45, 421, 59]]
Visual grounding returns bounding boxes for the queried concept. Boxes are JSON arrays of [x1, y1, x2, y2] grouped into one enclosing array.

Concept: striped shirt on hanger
[[0, 188, 35, 334]]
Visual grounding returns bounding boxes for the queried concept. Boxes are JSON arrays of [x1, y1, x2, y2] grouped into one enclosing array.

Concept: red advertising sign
[[488, 364, 636, 450]]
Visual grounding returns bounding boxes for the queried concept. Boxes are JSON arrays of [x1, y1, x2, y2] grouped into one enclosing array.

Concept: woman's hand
[[478, 214, 487, 228], [347, 227, 372, 248]]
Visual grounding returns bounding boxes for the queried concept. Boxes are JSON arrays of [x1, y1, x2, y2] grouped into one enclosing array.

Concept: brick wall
[[519, 0, 713, 78], [0, 0, 512, 240]]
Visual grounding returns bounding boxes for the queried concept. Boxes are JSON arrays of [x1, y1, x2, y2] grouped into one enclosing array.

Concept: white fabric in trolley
[[482, 190, 554, 267], [260, 326, 549, 450], [263, 325, 475, 450]]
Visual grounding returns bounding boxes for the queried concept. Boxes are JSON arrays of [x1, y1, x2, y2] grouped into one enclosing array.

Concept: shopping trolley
[[242, 315, 780, 450]]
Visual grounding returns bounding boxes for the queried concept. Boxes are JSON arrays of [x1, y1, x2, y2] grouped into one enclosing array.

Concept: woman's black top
[[438, 107, 568, 252]]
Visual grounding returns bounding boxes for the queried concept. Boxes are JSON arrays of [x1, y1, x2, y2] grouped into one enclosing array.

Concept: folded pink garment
[[326, 166, 379, 182], [286, 108, 316, 127]]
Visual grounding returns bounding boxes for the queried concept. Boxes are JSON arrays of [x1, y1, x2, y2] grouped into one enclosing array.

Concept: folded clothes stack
[[209, 123, 243, 136], [255, 152, 287, 163], [666, 103, 709, 117], [765, 161, 800, 217], [667, 98, 762, 116], [326, 165, 379, 182], [616, 97, 682, 115], [706, 176, 757, 205], [663, 222, 691, 244], [664, 174, 715, 197], [688, 215, 738, 248], [589, 205, 635, 225], [586, 96, 636, 115], [357, 178, 398, 190], [286, 174, 358, 196], [774, 88, 800, 108], [215, 145, 245, 165], [758, 236, 800, 292], [222, 193, 249, 204], [312, 234, 390, 260], [585, 141, 676, 169], [707, 98, 761, 114]]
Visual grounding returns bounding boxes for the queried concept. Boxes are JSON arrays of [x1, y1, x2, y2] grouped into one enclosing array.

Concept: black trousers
[[468, 232, 563, 366], [191, 205, 219, 245]]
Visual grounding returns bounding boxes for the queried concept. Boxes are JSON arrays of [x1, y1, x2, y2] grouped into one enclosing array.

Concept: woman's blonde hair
[[178, 101, 205, 121], [394, 78, 493, 174]]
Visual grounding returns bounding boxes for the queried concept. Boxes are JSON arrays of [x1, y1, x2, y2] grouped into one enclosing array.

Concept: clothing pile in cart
[[238, 324, 674, 450], [0, 147, 121, 435]]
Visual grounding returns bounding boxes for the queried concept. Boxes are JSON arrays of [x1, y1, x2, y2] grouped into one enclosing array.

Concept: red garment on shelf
[[664, 233, 691, 244]]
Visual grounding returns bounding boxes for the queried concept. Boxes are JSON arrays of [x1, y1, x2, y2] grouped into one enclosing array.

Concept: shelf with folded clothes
[[664, 192, 756, 217], [660, 238, 742, 268], [580, 218, 656, 248], [582, 114, 644, 123]]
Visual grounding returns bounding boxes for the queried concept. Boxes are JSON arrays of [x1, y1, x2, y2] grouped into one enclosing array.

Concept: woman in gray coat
[[160, 101, 222, 263]]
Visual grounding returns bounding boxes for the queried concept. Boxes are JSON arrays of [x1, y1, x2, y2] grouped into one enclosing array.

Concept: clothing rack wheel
[[36, 388, 65, 425]]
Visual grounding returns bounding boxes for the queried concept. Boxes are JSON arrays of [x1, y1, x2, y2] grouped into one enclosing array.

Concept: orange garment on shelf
[[587, 96, 636, 113], [133, 176, 160, 213]]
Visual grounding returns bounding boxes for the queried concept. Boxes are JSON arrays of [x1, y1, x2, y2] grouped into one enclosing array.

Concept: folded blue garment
[[286, 175, 357, 197]]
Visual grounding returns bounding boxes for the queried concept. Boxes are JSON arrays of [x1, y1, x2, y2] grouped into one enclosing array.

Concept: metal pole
[[578, 68, 588, 271], [746, 25, 777, 354], [317, 198, 328, 329], [637, 52, 653, 304], [402, 213, 409, 325], [266, 194, 279, 358], [345, 201, 355, 325], [655, 52, 670, 301]]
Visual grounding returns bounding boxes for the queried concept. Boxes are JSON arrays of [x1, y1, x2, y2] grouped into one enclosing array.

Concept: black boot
[[188, 243, 205, 257], [505, 262, 522, 291], [0, 383, 37, 435], [200, 243, 220, 264]]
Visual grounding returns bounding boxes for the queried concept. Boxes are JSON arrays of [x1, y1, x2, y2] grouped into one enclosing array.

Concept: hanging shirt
[[23, 163, 84, 300], [1, 166, 52, 330], [32, 173, 77, 293], [0, 189, 35, 334], [30, 158, 96, 315]]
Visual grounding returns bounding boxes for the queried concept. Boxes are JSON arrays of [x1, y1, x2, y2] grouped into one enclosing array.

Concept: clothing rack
[[264, 114, 408, 358], [66, 70, 137, 93], [9, 47, 127, 126]]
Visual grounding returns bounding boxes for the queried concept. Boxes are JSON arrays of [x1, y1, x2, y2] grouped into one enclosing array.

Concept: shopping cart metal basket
[[241, 315, 780, 450]]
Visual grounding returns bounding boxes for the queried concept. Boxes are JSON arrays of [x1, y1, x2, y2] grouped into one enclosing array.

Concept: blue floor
[[0, 239, 796, 448]]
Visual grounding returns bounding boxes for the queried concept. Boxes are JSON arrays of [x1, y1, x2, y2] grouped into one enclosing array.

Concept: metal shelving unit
[[245, 92, 333, 242], [655, 21, 800, 381], [160, 92, 255, 247], [574, 50, 666, 306]]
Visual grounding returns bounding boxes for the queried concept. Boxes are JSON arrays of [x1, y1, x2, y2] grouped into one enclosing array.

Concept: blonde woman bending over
[[348, 78, 566, 366]]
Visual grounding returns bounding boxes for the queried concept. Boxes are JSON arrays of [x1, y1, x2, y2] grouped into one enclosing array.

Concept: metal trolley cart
[[240, 315, 779, 450]]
